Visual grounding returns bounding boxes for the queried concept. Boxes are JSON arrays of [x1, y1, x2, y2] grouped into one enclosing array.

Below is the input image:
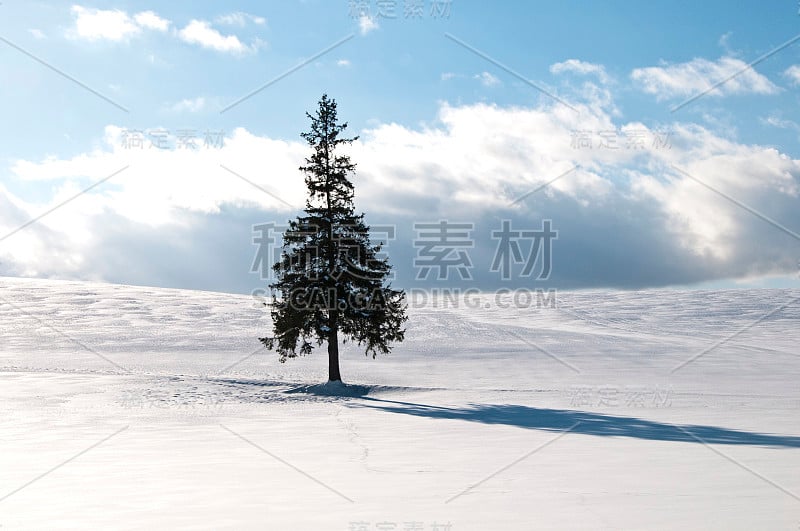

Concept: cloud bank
[[1, 90, 798, 293]]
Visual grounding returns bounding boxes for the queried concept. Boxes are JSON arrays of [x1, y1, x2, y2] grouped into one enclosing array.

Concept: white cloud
[[718, 32, 733, 51], [3, 94, 799, 290], [550, 59, 610, 84], [67, 6, 171, 41], [177, 20, 251, 54], [474, 71, 500, 87], [441, 72, 457, 81], [761, 114, 800, 132], [29, 29, 46, 39], [783, 65, 800, 86], [8, 126, 307, 219], [67, 6, 260, 55], [358, 14, 378, 35], [167, 97, 207, 113], [337, 59, 351, 67], [68, 5, 141, 42], [631, 56, 779, 100], [216, 12, 266, 26], [134, 11, 170, 31]]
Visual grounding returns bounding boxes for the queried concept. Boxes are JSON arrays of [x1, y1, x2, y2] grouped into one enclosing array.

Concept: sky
[[0, 0, 799, 295]]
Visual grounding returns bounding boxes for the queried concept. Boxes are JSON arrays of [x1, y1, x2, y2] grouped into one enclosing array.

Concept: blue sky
[[1, 1, 799, 293]]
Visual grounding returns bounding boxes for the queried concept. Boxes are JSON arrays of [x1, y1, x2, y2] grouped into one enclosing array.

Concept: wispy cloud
[[167, 97, 207, 113], [550, 59, 610, 84], [474, 71, 500, 87], [177, 20, 254, 54], [336, 59, 351, 67], [216, 12, 266, 27], [718, 32, 733, 53], [358, 14, 378, 35], [133, 11, 170, 32], [631, 56, 779, 100], [28, 29, 46, 40], [784, 65, 800, 86], [761, 114, 800, 132]]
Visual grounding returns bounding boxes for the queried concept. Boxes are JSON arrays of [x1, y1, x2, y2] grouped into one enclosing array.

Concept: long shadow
[[354, 398, 800, 448]]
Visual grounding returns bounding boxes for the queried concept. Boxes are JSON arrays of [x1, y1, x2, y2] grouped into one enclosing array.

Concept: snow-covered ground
[[1, 277, 798, 530]]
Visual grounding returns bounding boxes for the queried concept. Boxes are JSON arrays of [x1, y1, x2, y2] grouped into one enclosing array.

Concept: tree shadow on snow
[[284, 381, 373, 397], [208, 377, 434, 402], [354, 398, 800, 448]]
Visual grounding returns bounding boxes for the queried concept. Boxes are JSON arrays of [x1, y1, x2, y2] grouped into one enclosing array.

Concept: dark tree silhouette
[[260, 94, 407, 382]]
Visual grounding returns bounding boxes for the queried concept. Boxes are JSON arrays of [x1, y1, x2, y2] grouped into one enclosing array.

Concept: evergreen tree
[[260, 94, 407, 382]]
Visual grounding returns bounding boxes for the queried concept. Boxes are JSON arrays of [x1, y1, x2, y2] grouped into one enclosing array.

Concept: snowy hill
[[1, 277, 798, 530]]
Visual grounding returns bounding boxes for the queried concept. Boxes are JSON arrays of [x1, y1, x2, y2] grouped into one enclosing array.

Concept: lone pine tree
[[260, 94, 407, 382]]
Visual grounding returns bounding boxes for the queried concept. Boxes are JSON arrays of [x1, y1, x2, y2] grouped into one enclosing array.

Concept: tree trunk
[[327, 310, 342, 381]]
